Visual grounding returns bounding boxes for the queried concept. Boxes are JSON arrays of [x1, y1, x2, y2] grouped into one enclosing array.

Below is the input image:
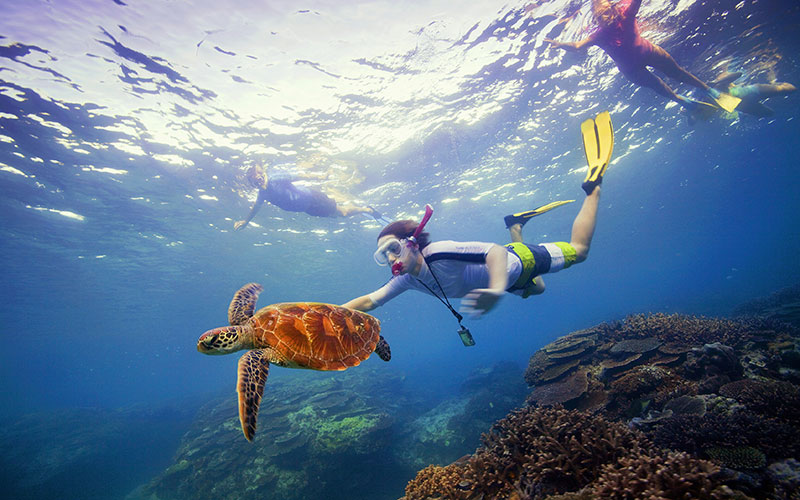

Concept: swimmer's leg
[[646, 44, 711, 91], [621, 65, 691, 107], [336, 203, 374, 217], [569, 186, 601, 263], [647, 45, 741, 112], [728, 83, 796, 117], [508, 223, 523, 243], [733, 83, 797, 99]]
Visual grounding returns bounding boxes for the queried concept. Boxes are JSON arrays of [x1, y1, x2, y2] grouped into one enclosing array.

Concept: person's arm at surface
[[460, 244, 509, 318], [544, 34, 596, 52], [295, 170, 327, 181], [234, 189, 267, 230], [625, 0, 643, 18]]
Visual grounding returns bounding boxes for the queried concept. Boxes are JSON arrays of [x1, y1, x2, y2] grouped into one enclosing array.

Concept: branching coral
[[463, 406, 652, 498], [592, 450, 735, 499], [403, 463, 467, 500], [719, 378, 800, 423], [648, 412, 800, 461], [403, 406, 655, 500]]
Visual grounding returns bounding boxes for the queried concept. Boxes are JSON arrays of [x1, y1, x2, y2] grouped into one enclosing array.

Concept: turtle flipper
[[237, 349, 270, 441], [228, 283, 264, 326], [375, 335, 391, 362]]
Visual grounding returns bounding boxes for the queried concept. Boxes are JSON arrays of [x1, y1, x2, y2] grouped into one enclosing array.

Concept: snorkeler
[[544, 0, 740, 113], [710, 71, 796, 118], [341, 112, 614, 339], [234, 165, 387, 230]]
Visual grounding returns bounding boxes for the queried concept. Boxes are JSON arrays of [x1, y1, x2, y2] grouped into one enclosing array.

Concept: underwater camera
[[457, 326, 475, 347]]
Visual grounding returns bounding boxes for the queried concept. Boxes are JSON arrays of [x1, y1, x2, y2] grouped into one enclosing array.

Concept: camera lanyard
[[413, 256, 475, 346]]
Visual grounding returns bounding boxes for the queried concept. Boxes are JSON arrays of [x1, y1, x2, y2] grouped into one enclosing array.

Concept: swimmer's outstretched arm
[[625, 0, 643, 18], [544, 33, 597, 52], [234, 189, 268, 230], [342, 294, 378, 312]]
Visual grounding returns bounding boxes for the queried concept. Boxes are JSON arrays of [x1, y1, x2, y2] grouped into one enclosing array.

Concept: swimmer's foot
[[707, 88, 741, 113], [580, 111, 614, 196], [503, 200, 576, 229], [368, 206, 392, 225]]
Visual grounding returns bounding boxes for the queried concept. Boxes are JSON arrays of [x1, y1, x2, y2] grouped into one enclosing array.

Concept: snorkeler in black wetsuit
[[234, 165, 386, 230]]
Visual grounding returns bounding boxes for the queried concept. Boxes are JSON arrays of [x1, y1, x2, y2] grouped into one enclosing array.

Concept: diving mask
[[373, 204, 434, 276], [373, 237, 416, 276], [373, 238, 404, 266]]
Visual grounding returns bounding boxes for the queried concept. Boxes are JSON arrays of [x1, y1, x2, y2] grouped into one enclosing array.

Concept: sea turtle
[[197, 282, 391, 441]]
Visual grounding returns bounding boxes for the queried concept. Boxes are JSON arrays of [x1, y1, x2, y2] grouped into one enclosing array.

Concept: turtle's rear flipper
[[375, 335, 391, 361], [237, 349, 270, 441]]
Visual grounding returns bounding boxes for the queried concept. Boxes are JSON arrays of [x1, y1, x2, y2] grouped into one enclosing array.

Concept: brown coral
[[527, 369, 589, 406], [592, 450, 732, 499], [403, 463, 467, 500], [608, 313, 781, 347], [719, 378, 800, 423], [461, 406, 652, 498], [648, 412, 800, 460], [404, 406, 655, 500], [609, 365, 670, 397], [609, 337, 662, 355]]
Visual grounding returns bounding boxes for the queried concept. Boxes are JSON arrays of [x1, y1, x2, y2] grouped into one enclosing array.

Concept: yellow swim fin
[[581, 110, 614, 195], [710, 90, 741, 113], [504, 200, 576, 228]]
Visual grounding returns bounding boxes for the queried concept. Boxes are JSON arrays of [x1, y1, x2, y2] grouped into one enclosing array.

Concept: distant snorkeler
[[342, 112, 614, 346], [544, 0, 741, 114], [234, 165, 389, 230], [710, 71, 796, 118]]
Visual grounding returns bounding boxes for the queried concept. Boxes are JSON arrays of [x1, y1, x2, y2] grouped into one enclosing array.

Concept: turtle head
[[197, 325, 252, 355]]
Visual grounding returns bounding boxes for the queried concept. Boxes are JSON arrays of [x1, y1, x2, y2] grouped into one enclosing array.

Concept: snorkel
[[391, 204, 433, 276]]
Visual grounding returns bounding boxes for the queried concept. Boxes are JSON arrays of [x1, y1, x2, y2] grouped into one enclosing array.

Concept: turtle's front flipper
[[229, 283, 264, 326], [237, 349, 270, 441], [375, 335, 391, 362]]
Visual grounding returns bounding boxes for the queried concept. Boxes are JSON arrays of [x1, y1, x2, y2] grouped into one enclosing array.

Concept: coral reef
[[134, 362, 527, 500], [733, 283, 800, 328], [719, 378, 800, 423], [705, 446, 767, 470], [767, 459, 800, 500], [401, 406, 745, 500], [403, 289, 800, 500], [592, 450, 727, 499], [133, 367, 416, 500], [401, 362, 528, 469]]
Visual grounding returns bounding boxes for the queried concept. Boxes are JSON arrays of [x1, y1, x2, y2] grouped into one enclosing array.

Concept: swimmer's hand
[[234, 220, 248, 230], [460, 289, 504, 319]]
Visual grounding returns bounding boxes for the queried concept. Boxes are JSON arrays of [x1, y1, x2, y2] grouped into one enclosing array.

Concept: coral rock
[[528, 369, 590, 407]]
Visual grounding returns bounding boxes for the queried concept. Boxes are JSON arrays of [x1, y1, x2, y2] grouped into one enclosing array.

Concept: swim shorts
[[505, 242, 577, 297]]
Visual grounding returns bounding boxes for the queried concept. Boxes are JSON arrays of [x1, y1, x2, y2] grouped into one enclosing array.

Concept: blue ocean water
[[1, 0, 799, 498]]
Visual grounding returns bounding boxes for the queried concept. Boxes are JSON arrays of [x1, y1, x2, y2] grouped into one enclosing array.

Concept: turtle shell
[[251, 302, 381, 370]]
